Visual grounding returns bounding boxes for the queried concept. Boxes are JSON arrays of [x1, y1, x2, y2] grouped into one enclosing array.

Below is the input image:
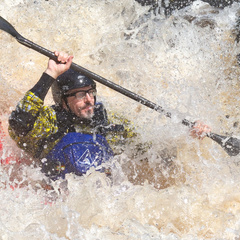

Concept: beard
[[76, 104, 94, 119], [83, 108, 94, 119]]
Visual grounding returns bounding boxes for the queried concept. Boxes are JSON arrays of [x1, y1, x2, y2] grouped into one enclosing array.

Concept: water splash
[[1, 0, 240, 239]]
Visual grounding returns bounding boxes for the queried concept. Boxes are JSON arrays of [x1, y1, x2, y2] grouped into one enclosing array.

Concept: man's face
[[64, 86, 95, 119]]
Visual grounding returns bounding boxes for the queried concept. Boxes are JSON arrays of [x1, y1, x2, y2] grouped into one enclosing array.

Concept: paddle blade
[[208, 133, 240, 156], [0, 16, 21, 39]]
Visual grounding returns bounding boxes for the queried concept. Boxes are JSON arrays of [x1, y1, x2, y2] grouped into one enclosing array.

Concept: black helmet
[[52, 69, 96, 106]]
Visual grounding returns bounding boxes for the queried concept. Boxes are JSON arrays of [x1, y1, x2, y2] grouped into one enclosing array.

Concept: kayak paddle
[[0, 15, 239, 156]]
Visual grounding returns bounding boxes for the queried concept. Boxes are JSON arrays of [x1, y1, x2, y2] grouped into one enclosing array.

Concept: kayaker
[[8, 51, 211, 180], [8, 51, 126, 180]]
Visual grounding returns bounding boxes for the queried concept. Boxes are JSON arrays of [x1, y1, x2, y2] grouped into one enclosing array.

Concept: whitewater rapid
[[1, 0, 240, 239]]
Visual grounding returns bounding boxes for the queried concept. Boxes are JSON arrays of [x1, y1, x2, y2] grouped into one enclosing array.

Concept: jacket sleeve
[[8, 73, 58, 156]]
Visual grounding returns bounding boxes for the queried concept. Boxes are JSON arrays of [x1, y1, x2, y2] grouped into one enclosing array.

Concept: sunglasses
[[64, 88, 97, 100]]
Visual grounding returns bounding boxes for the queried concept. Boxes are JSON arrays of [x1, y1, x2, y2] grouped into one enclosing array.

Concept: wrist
[[44, 69, 58, 79]]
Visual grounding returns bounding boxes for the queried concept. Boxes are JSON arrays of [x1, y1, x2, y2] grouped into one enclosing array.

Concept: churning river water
[[1, 0, 240, 239]]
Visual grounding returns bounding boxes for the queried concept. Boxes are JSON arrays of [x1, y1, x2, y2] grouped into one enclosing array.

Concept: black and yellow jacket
[[8, 73, 136, 177]]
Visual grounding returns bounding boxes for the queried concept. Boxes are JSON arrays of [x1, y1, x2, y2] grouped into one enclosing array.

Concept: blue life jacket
[[43, 132, 114, 180]]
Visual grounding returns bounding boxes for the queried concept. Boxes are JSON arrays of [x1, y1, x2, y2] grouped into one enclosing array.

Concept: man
[[8, 51, 125, 180], [8, 51, 211, 180]]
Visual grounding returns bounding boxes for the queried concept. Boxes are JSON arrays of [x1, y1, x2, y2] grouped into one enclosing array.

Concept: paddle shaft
[[18, 35, 173, 116]]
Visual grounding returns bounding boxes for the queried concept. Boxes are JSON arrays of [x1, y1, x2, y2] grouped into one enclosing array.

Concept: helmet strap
[[62, 96, 72, 113]]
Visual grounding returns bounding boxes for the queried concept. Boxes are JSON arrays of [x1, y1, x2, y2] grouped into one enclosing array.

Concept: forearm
[[30, 72, 55, 100]]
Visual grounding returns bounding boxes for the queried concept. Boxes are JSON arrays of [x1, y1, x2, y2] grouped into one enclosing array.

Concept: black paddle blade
[[0, 16, 57, 60], [0, 16, 21, 39], [208, 133, 240, 156]]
